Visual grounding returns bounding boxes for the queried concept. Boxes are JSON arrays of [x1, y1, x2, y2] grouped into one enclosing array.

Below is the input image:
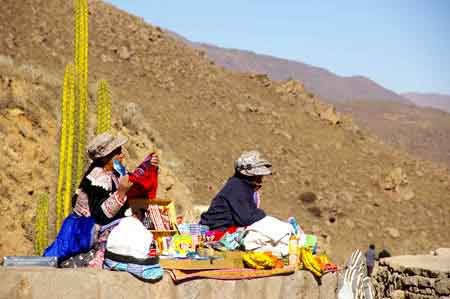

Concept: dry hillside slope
[[0, 0, 449, 263]]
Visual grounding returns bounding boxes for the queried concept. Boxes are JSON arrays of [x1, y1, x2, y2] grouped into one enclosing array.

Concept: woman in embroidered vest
[[44, 132, 159, 267]]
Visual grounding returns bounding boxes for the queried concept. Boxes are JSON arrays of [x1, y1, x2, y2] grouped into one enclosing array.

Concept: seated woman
[[200, 151, 293, 257], [199, 150, 270, 231], [44, 132, 159, 266]]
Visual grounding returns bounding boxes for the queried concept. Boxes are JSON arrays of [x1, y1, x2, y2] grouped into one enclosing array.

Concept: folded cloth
[[43, 213, 96, 261], [104, 258, 164, 281], [127, 153, 158, 199], [242, 216, 293, 257], [167, 266, 295, 282]]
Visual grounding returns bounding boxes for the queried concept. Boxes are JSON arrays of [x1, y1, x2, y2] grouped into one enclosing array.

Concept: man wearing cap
[[199, 150, 272, 232]]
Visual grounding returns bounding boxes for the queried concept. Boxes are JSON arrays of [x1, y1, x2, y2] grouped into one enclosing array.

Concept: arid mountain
[[175, 38, 450, 170], [194, 43, 411, 104], [402, 92, 450, 113], [1, 0, 449, 264], [335, 100, 450, 168]]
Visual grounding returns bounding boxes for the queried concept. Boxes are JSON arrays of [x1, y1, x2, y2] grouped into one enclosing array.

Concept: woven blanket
[[167, 266, 295, 282]]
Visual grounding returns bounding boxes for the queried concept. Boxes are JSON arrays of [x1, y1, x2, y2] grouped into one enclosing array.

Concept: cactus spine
[[34, 193, 49, 255], [75, 0, 89, 185], [96, 80, 111, 134]]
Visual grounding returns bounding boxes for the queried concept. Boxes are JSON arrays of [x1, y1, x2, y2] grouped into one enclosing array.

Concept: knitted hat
[[234, 150, 272, 176], [86, 132, 128, 160]]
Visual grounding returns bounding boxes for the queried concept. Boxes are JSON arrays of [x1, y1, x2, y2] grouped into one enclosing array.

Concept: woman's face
[[104, 147, 125, 171]]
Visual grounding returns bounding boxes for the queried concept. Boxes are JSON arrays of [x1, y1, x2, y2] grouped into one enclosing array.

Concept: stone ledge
[[0, 268, 338, 299]]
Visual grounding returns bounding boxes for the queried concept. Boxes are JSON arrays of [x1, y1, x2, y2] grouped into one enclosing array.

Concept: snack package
[[168, 234, 195, 257]]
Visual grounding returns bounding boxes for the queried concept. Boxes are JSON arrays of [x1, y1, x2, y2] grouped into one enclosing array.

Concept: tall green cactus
[[96, 80, 111, 134], [34, 193, 49, 255], [55, 64, 75, 229], [63, 64, 76, 219], [75, 0, 89, 185]]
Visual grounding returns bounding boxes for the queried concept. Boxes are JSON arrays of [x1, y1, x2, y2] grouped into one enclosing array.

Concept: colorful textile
[[104, 258, 164, 281], [73, 167, 129, 225], [178, 223, 209, 235], [87, 219, 122, 269], [127, 153, 158, 199], [43, 213, 96, 260], [167, 266, 295, 282]]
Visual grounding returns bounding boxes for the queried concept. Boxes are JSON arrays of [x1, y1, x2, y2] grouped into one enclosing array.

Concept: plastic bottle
[[288, 233, 298, 267]]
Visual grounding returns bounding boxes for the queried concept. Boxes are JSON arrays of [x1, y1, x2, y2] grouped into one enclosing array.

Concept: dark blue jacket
[[199, 175, 266, 231]]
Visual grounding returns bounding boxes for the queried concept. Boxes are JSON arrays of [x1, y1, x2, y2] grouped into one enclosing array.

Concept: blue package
[[113, 159, 127, 176]]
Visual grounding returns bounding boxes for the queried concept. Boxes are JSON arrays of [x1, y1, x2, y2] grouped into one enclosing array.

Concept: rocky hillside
[[335, 100, 450, 168], [1, 0, 449, 263], [193, 43, 410, 104], [403, 92, 450, 114], [175, 38, 450, 170]]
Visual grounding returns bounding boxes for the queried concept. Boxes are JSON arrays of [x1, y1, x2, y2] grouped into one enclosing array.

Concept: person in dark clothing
[[366, 244, 376, 276], [200, 150, 272, 231], [378, 248, 391, 260]]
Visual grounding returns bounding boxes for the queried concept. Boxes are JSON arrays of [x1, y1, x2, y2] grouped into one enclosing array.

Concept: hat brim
[[104, 136, 128, 157], [89, 136, 128, 160], [240, 165, 272, 176]]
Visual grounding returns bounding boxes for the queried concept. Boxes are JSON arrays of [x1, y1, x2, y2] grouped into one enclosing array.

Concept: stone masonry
[[373, 249, 450, 299]]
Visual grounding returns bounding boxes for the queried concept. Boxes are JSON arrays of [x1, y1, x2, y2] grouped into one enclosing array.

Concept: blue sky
[[106, 0, 450, 95]]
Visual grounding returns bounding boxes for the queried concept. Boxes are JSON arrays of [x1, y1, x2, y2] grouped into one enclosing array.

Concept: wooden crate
[[128, 198, 178, 251]]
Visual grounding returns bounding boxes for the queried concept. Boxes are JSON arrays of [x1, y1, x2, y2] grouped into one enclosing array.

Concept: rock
[[275, 79, 305, 96], [435, 279, 450, 295], [273, 129, 292, 140], [387, 227, 400, 238], [319, 106, 341, 125], [392, 290, 405, 299], [402, 276, 418, 287], [418, 277, 433, 288], [118, 46, 131, 59], [100, 54, 114, 63], [381, 167, 408, 191], [398, 186, 415, 201]]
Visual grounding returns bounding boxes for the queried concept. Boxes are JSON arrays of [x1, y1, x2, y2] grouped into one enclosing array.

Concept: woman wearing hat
[[44, 132, 159, 265], [200, 150, 294, 257], [199, 150, 271, 232]]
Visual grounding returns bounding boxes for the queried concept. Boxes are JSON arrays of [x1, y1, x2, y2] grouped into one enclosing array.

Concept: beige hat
[[234, 150, 272, 176], [86, 132, 128, 160]]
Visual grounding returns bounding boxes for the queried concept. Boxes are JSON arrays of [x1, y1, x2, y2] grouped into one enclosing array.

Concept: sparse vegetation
[[96, 79, 111, 134], [34, 193, 49, 255]]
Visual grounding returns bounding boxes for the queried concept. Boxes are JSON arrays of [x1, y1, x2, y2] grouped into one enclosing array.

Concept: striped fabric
[[178, 224, 209, 235], [104, 258, 164, 281]]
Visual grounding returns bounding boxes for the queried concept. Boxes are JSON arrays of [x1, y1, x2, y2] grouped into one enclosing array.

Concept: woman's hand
[[117, 175, 133, 196], [150, 154, 159, 167]]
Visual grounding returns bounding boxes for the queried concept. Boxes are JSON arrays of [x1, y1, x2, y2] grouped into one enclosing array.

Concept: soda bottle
[[288, 233, 298, 267]]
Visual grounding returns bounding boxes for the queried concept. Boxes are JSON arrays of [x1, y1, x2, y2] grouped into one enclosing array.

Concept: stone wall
[[373, 249, 450, 299], [0, 268, 338, 299]]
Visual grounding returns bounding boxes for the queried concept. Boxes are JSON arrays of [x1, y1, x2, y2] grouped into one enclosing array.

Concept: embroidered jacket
[[73, 167, 129, 225]]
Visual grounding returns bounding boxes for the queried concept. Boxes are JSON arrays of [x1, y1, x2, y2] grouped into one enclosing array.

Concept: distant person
[[365, 244, 376, 276], [378, 248, 392, 260]]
